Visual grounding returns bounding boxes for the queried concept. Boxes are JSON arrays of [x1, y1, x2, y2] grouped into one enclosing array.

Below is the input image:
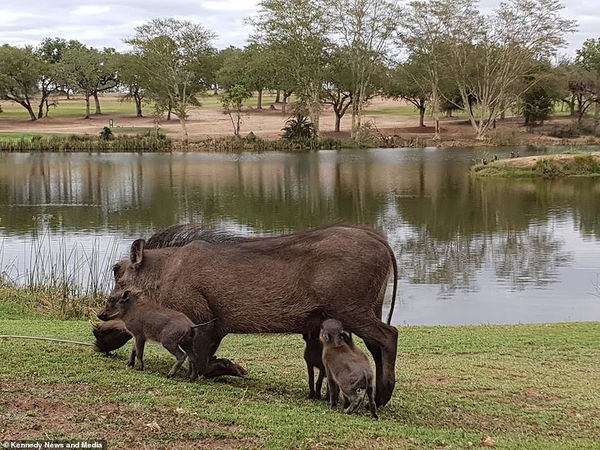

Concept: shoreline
[[0, 132, 599, 153], [472, 151, 600, 177]]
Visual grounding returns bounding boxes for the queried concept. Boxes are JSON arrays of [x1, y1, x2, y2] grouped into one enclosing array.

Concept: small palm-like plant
[[282, 114, 315, 139], [99, 127, 113, 141]]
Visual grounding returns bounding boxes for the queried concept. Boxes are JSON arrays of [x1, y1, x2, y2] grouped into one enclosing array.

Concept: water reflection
[[0, 148, 599, 324]]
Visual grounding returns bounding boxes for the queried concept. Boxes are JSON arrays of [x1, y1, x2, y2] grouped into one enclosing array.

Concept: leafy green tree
[[0, 45, 41, 120], [251, 0, 332, 136], [221, 84, 251, 136], [58, 46, 118, 118], [576, 38, 600, 132], [116, 53, 147, 117], [520, 86, 558, 129], [385, 55, 432, 127], [35, 38, 84, 118], [126, 18, 217, 142], [322, 48, 354, 132], [216, 44, 275, 109]]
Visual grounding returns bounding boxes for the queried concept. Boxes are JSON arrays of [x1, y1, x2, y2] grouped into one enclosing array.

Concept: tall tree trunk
[[21, 101, 36, 121], [257, 88, 263, 109], [309, 89, 321, 137], [335, 112, 341, 132], [351, 102, 358, 139], [84, 94, 91, 119], [594, 100, 600, 135], [37, 102, 44, 119], [432, 84, 441, 140], [167, 103, 172, 121], [275, 89, 281, 103], [179, 116, 189, 144], [235, 110, 241, 136], [135, 93, 143, 118], [93, 92, 101, 114], [569, 95, 576, 117], [419, 106, 425, 127], [282, 93, 289, 114]]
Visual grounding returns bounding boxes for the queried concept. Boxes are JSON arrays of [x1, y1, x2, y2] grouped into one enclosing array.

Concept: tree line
[[0, 0, 598, 141]]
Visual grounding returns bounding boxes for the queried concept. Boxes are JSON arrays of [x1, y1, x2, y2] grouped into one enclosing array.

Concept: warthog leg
[[307, 364, 316, 399], [163, 342, 188, 378], [354, 320, 398, 407]]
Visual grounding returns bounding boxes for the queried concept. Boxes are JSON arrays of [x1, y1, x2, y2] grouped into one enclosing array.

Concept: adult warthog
[[104, 225, 398, 406]]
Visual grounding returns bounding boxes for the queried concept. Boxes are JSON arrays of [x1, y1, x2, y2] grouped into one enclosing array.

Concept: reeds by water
[[0, 133, 172, 152], [0, 234, 120, 318]]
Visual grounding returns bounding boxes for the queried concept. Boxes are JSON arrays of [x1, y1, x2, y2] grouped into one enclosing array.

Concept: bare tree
[[327, 0, 401, 139], [440, 0, 576, 138], [398, 1, 451, 140]]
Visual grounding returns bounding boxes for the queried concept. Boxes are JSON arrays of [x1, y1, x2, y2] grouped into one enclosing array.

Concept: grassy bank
[[0, 132, 427, 153], [0, 290, 598, 448], [0, 132, 172, 152], [472, 152, 600, 178]]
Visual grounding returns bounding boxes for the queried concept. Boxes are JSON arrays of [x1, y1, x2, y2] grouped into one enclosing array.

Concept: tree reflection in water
[[0, 150, 598, 320]]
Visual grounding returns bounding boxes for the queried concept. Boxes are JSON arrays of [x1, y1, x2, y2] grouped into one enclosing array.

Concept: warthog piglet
[[320, 319, 378, 419]]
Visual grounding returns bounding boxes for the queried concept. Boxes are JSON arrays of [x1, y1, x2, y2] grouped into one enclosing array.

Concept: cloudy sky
[[0, 0, 597, 56]]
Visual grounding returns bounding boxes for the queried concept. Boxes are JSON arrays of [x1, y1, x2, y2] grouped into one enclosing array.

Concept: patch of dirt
[[0, 381, 255, 449]]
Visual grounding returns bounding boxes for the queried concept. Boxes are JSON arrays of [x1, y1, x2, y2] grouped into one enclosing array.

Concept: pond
[[1, 147, 599, 326]]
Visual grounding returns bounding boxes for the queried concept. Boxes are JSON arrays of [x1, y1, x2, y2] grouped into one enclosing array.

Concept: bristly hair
[[145, 223, 251, 249]]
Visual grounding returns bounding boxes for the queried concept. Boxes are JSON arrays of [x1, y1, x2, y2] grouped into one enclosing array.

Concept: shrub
[[535, 158, 565, 177], [100, 127, 113, 141], [486, 129, 518, 146], [282, 114, 315, 139], [571, 154, 600, 174]]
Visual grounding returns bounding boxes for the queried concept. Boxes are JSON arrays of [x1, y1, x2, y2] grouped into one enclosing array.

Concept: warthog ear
[[130, 239, 145, 268], [118, 290, 131, 303], [341, 331, 352, 342]]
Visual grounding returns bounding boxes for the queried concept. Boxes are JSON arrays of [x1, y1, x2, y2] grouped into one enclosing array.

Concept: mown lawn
[[0, 291, 598, 449], [0, 93, 282, 120]]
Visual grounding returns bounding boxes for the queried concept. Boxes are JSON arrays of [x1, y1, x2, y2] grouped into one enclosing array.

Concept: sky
[[0, 0, 597, 57]]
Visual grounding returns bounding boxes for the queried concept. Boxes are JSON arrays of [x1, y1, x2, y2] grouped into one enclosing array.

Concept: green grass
[[0, 288, 598, 448], [365, 105, 422, 117], [0, 92, 283, 120]]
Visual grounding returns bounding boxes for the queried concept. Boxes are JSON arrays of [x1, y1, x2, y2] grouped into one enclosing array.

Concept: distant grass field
[[366, 104, 427, 117], [0, 286, 598, 449], [0, 92, 282, 120]]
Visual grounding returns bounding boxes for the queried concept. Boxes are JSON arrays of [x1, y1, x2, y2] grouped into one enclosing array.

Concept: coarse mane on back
[[145, 223, 251, 249]]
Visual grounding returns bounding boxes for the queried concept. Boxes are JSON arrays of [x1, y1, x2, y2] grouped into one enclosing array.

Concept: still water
[[1, 148, 599, 325]]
